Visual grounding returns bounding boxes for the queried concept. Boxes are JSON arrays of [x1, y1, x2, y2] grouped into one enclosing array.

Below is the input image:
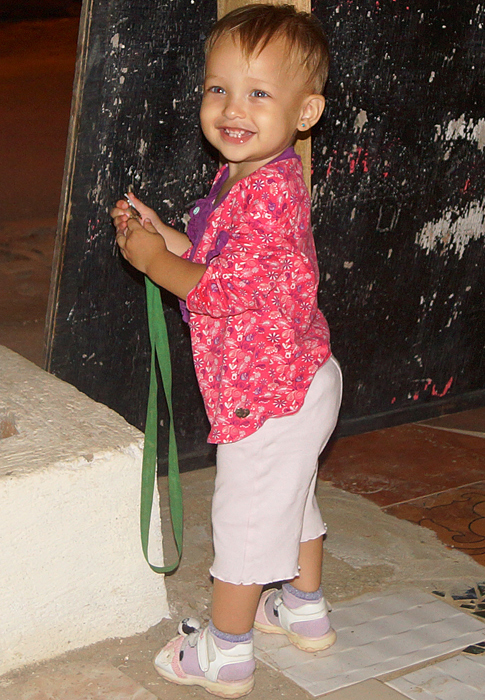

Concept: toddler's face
[[200, 34, 316, 180]]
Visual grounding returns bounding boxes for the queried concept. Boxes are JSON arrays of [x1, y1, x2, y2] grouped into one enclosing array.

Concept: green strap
[[140, 277, 183, 573]]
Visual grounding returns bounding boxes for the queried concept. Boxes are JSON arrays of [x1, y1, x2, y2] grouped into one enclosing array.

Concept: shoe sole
[[154, 659, 255, 698], [254, 620, 337, 653]]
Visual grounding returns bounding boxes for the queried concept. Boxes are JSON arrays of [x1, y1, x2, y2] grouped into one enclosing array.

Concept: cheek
[[200, 99, 217, 127], [199, 105, 212, 134], [200, 103, 220, 145]]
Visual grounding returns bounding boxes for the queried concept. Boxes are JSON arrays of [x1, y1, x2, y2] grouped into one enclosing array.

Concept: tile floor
[[254, 589, 485, 697], [320, 407, 485, 567], [387, 652, 485, 700]]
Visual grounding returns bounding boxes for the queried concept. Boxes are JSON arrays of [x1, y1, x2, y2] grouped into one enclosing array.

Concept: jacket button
[[235, 408, 250, 418]]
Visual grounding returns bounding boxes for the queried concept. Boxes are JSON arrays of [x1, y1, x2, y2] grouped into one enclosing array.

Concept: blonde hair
[[205, 3, 330, 93]]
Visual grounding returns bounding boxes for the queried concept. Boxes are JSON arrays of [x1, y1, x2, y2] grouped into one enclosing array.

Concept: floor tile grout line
[[379, 479, 485, 509]]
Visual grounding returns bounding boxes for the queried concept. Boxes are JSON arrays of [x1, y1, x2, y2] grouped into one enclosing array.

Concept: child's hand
[[111, 194, 192, 258], [115, 217, 168, 275], [110, 193, 164, 238]]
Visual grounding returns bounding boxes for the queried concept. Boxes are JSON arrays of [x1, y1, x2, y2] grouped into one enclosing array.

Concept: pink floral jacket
[[184, 152, 331, 443]]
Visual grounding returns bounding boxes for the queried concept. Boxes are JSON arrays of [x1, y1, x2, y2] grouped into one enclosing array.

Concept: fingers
[[124, 192, 143, 208], [115, 232, 127, 258], [126, 216, 143, 233], [113, 213, 128, 225], [115, 214, 137, 253], [143, 218, 158, 233], [111, 201, 130, 239], [123, 194, 164, 231], [113, 201, 132, 260], [113, 203, 164, 267], [110, 200, 129, 216]]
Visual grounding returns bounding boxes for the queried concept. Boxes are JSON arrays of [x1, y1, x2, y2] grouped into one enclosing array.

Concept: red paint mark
[[349, 147, 369, 174], [424, 379, 432, 391], [326, 158, 333, 178], [462, 178, 471, 193], [431, 376, 454, 397], [383, 171, 389, 178], [391, 397, 396, 404], [413, 392, 420, 401]]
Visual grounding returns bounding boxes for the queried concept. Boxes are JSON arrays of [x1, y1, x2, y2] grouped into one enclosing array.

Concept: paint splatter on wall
[[415, 198, 485, 259], [312, 0, 484, 428]]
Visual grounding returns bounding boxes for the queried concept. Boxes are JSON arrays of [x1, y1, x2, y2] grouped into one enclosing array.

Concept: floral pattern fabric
[[184, 152, 331, 444]]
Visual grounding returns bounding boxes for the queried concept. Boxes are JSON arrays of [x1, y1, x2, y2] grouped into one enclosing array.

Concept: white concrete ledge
[[0, 346, 168, 675]]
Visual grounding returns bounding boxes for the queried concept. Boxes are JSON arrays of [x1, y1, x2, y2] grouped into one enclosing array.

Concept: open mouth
[[219, 128, 254, 144]]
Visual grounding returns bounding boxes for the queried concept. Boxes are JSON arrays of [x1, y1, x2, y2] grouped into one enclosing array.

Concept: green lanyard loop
[[140, 277, 183, 573]]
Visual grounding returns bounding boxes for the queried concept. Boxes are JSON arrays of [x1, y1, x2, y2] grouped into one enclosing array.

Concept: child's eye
[[251, 90, 269, 98], [208, 86, 225, 94]]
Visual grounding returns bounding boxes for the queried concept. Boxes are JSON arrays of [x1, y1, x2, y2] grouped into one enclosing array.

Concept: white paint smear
[[415, 198, 485, 258], [353, 109, 368, 133], [437, 114, 485, 151]]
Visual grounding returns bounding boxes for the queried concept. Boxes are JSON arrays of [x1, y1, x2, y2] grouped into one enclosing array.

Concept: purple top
[[180, 146, 298, 322]]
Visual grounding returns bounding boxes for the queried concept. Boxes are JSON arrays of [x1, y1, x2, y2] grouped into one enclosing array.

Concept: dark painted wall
[[47, 0, 218, 466], [312, 0, 485, 431], [47, 0, 484, 469]]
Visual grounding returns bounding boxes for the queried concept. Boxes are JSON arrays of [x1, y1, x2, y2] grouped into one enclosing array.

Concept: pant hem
[[209, 568, 300, 587]]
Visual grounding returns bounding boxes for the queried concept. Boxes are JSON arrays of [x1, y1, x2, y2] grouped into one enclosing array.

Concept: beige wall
[[0, 346, 168, 675]]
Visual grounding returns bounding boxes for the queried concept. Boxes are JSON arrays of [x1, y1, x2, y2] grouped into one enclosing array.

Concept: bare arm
[[115, 217, 206, 301]]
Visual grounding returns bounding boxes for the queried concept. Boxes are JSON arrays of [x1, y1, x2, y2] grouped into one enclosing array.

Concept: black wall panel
[[47, 0, 484, 468], [313, 0, 484, 431]]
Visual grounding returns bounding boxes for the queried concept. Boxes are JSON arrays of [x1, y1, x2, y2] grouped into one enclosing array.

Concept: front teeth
[[224, 129, 247, 137]]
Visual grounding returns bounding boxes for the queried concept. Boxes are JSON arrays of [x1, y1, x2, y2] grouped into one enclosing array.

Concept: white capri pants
[[210, 355, 343, 585]]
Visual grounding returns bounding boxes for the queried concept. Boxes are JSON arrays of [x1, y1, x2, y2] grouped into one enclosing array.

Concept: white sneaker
[[154, 622, 255, 698], [254, 588, 336, 652]]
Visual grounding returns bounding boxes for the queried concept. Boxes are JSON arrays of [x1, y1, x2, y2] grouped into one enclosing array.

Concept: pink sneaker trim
[[154, 634, 187, 679], [254, 589, 281, 631]]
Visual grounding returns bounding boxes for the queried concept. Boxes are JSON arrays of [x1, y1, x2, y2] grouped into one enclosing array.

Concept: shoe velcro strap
[[196, 627, 215, 674], [196, 628, 254, 683]]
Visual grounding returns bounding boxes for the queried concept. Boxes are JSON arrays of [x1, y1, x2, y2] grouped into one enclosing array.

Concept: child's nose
[[222, 96, 245, 119]]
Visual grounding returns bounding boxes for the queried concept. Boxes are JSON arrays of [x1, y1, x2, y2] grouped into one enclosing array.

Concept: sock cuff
[[283, 582, 322, 601], [209, 620, 253, 644]]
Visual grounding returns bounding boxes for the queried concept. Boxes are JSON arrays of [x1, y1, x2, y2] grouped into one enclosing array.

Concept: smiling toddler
[[111, 5, 342, 698]]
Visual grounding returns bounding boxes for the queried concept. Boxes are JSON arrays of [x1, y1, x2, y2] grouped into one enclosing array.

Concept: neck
[[225, 145, 295, 182]]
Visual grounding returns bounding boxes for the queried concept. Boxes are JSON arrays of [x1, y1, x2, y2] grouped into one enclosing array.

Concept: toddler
[[112, 4, 342, 698]]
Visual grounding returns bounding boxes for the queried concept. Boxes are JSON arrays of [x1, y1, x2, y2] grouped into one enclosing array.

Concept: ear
[[298, 94, 325, 132]]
